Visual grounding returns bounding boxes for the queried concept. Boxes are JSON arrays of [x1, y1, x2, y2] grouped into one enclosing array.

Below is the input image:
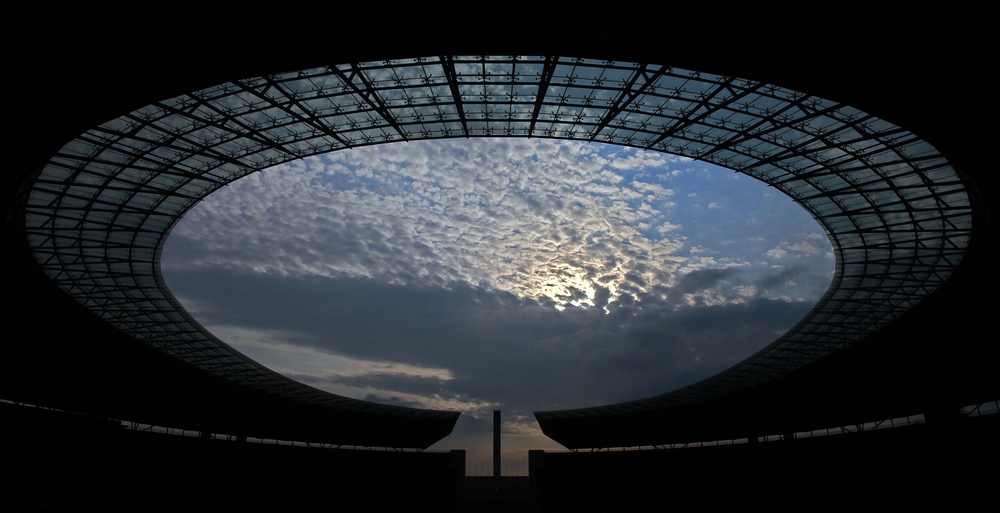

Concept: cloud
[[675, 267, 739, 294], [166, 266, 814, 415], [756, 266, 806, 294], [766, 233, 826, 259], [161, 138, 835, 461], [165, 139, 693, 310], [332, 373, 455, 399], [362, 394, 426, 409]]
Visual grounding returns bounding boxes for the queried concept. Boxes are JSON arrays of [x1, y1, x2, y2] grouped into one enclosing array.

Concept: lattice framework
[[20, 56, 972, 415]]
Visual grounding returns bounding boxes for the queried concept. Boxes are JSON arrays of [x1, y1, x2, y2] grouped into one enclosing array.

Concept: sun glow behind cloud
[[162, 138, 834, 469]]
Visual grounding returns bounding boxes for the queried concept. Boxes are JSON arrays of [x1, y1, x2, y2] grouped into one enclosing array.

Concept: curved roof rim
[[19, 56, 973, 443]]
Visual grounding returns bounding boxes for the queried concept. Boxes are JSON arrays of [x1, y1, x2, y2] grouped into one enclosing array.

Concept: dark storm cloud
[[756, 265, 805, 294], [166, 266, 813, 412], [333, 373, 457, 399], [166, 268, 577, 370], [362, 394, 426, 409], [283, 371, 453, 400], [675, 267, 739, 294]]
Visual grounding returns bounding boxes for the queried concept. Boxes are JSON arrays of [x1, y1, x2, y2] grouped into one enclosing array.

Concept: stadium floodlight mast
[[18, 56, 973, 448]]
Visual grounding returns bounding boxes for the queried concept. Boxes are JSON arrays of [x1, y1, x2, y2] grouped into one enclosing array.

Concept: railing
[[560, 411, 943, 452], [1, 399, 435, 453]]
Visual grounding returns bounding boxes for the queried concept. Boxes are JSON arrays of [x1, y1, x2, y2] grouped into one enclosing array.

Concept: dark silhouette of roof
[[2, 5, 995, 450]]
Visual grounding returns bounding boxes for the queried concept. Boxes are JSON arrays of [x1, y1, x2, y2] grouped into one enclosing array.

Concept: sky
[[160, 138, 834, 473]]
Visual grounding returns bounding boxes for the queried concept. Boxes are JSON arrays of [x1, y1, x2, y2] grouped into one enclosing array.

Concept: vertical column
[[451, 449, 466, 506], [493, 409, 501, 484], [528, 450, 544, 499]]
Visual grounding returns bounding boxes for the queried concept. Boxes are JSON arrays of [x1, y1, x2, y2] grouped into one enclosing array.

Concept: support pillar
[[493, 409, 501, 485]]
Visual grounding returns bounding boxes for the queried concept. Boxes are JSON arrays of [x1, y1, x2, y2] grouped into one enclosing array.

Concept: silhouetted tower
[[493, 410, 501, 483]]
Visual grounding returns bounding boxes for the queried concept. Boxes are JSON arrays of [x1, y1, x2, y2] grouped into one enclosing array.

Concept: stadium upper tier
[[15, 55, 975, 447]]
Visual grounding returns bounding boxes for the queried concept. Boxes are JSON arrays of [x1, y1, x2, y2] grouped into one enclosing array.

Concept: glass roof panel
[[21, 55, 974, 420]]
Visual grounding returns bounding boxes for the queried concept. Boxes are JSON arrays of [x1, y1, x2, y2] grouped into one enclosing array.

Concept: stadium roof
[[2, 6, 995, 449]]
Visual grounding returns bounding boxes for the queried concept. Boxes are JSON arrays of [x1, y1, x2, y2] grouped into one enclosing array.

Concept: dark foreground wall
[[5, 405, 997, 511], [530, 415, 1000, 510], [1, 402, 464, 511]]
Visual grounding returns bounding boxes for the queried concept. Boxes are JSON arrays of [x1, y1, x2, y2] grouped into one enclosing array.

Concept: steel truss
[[18, 56, 973, 425]]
